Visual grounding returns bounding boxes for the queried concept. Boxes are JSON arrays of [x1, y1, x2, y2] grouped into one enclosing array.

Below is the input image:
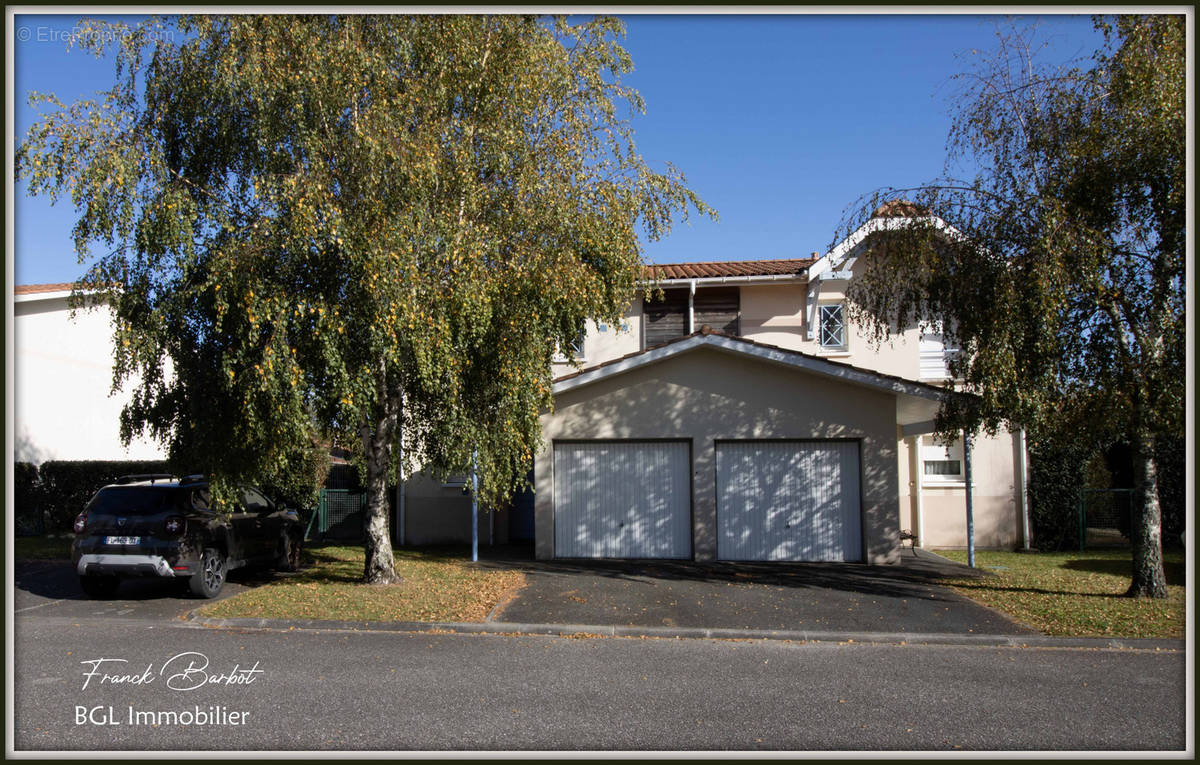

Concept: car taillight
[[73, 514, 87, 534], [164, 516, 186, 536]]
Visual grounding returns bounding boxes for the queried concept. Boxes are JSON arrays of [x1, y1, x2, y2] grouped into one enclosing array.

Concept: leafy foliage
[[17, 15, 712, 583], [836, 16, 1184, 596]]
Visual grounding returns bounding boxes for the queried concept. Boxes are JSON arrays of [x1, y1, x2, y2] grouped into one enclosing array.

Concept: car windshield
[[85, 487, 182, 515]]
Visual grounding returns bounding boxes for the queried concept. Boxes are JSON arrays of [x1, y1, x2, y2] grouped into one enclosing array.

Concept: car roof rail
[[115, 473, 177, 485], [179, 474, 207, 485]]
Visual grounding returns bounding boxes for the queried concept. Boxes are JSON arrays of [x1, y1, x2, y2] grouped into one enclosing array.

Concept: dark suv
[[71, 474, 304, 599]]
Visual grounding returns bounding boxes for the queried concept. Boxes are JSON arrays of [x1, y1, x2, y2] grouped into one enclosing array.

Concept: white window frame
[[921, 437, 965, 486], [818, 303, 847, 350], [553, 326, 588, 363]]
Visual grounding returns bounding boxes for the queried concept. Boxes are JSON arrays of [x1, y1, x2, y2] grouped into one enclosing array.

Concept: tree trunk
[[362, 401, 400, 585], [1126, 426, 1168, 598]]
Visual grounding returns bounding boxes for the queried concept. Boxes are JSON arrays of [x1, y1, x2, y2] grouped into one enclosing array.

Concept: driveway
[[482, 548, 1036, 636]]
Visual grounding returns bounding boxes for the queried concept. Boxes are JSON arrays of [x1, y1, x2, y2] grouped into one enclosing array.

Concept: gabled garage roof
[[553, 329, 960, 429]]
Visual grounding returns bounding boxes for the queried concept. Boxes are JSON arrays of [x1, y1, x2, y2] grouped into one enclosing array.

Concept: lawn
[[198, 544, 526, 624], [932, 549, 1186, 639], [13, 535, 73, 560]]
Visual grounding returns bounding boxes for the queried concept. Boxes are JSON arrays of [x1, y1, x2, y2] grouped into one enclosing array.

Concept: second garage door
[[716, 440, 862, 562], [554, 441, 691, 559]]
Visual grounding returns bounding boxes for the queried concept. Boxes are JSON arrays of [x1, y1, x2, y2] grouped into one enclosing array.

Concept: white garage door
[[716, 440, 862, 562], [554, 441, 691, 559]]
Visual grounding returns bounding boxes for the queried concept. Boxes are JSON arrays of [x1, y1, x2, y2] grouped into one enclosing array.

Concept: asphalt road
[[12, 611, 1188, 752]]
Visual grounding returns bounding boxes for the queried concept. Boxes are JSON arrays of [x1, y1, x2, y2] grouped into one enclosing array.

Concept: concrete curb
[[184, 612, 1185, 651]]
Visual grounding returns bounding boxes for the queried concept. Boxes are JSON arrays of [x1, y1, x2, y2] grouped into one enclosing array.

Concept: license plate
[[104, 536, 140, 546]]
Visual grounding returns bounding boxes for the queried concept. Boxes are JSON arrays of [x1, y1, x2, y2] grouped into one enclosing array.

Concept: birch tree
[[18, 14, 713, 583], [838, 15, 1184, 597]]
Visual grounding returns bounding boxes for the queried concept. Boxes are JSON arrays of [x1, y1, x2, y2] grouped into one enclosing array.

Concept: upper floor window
[[568, 329, 586, 361], [553, 326, 587, 363], [919, 322, 959, 380], [819, 304, 846, 349]]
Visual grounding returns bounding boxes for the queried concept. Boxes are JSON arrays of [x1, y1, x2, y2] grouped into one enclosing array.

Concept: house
[[451, 205, 1030, 562], [14, 205, 1031, 561]]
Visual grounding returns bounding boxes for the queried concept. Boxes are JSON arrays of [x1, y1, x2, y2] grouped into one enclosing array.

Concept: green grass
[[932, 549, 1186, 639], [14, 535, 73, 560], [197, 544, 526, 624]]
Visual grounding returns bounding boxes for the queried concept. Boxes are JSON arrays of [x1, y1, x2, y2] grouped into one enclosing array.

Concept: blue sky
[[12, 12, 1105, 286]]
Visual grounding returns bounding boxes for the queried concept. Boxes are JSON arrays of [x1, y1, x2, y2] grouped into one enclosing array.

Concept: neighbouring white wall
[[14, 292, 165, 463]]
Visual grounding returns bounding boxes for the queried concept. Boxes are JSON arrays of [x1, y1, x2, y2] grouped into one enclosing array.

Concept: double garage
[[535, 335, 945, 565], [553, 439, 862, 562]]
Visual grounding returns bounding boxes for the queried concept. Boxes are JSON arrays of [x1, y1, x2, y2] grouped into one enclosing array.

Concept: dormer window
[[819, 304, 846, 349]]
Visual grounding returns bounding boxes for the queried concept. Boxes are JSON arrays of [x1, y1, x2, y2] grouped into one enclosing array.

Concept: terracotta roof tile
[[14, 282, 75, 295], [643, 258, 815, 281], [871, 199, 932, 218]]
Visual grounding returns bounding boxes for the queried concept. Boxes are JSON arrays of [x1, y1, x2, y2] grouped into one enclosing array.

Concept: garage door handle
[[785, 523, 791, 529]]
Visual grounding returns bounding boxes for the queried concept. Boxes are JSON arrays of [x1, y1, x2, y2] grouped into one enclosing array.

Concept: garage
[[553, 441, 691, 559], [716, 440, 862, 562]]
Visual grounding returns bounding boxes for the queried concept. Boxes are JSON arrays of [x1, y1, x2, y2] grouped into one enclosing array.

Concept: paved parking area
[[13, 559, 263, 623], [17, 548, 1035, 637], [484, 549, 1037, 635]]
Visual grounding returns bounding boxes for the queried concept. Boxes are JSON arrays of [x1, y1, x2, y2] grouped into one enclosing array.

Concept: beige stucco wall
[[537, 346, 903, 564], [570, 271, 928, 384], [898, 428, 1024, 549], [550, 302, 644, 379], [738, 269, 925, 381]]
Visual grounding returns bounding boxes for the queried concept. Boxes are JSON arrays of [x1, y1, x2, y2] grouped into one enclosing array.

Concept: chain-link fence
[[1078, 488, 1133, 550]]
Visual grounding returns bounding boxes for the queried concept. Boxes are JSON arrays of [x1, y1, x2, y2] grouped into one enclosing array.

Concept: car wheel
[[79, 575, 120, 599], [189, 547, 227, 598], [276, 531, 302, 572]]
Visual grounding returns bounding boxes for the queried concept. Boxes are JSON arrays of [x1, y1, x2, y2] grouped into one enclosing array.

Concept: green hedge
[[34, 460, 171, 533], [1027, 432, 1093, 551], [14, 462, 44, 535]]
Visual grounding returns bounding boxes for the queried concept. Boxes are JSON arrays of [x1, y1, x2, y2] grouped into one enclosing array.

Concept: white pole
[[687, 279, 696, 334], [1018, 428, 1031, 550], [964, 429, 975, 568], [470, 451, 479, 563], [396, 431, 405, 547], [913, 435, 924, 547]]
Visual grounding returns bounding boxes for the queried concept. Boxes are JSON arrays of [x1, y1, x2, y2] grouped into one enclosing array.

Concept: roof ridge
[[645, 256, 815, 268], [14, 282, 77, 295]]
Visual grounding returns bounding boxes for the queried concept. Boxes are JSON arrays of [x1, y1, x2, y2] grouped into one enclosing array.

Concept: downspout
[[1018, 428, 1031, 550], [687, 279, 696, 334], [964, 428, 975, 568], [913, 435, 924, 547]]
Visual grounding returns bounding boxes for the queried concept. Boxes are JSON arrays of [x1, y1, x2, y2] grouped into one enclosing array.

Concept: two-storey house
[[441, 205, 1030, 563]]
